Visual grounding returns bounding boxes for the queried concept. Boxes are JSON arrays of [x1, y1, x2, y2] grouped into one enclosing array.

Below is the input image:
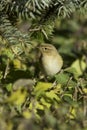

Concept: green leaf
[[64, 67, 79, 79], [55, 73, 70, 85], [63, 93, 73, 103], [68, 80, 77, 89], [6, 83, 13, 92]]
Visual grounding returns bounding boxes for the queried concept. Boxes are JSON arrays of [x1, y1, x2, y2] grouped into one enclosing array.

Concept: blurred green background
[[0, 5, 87, 130]]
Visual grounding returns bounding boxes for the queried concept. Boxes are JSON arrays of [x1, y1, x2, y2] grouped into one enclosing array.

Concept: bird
[[38, 43, 63, 76]]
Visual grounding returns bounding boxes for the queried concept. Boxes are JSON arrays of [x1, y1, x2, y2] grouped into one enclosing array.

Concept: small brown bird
[[38, 44, 63, 76]]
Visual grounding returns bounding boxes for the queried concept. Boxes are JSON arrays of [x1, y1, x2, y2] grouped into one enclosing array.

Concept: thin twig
[[4, 59, 10, 79]]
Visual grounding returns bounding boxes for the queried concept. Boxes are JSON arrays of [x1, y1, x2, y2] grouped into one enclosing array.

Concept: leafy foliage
[[0, 0, 87, 130]]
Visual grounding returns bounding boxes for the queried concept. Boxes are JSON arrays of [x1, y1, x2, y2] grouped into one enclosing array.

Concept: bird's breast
[[42, 55, 62, 76]]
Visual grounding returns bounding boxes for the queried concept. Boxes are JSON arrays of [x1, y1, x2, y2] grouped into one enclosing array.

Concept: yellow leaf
[[33, 82, 52, 97], [40, 98, 51, 108], [35, 82, 52, 91], [13, 59, 21, 69], [69, 107, 76, 119], [71, 59, 86, 76], [46, 91, 60, 101], [22, 110, 32, 119], [29, 100, 44, 110], [67, 107, 76, 119], [33, 82, 62, 98], [6, 89, 27, 105], [83, 88, 87, 94], [29, 101, 42, 119]]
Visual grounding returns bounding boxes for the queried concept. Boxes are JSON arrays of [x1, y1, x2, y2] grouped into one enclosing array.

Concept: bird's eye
[[44, 47, 48, 50]]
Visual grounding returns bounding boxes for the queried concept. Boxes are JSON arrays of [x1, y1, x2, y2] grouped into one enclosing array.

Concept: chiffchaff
[[38, 44, 63, 76]]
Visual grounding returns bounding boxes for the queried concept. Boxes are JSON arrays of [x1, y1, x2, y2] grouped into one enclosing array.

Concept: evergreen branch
[[0, 12, 30, 45], [1, 0, 87, 20], [80, 0, 87, 8], [0, 0, 87, 45], [3, 0, 52, 20], [0, 0, 12, 11], [30, 0, 77, 38], [30, 0, 87, 38]]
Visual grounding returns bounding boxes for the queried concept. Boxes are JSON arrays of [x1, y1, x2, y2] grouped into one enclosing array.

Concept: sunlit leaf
[[67, 107, 76, 119], [45, 91, 60, 102], [13, 59, 22, 69], [64, 67, 78, 79], [83, 88, 87, 94], [33, 82, 52, 98], [22, 109, 32, 119], [71, 59, 86, 76], [6, 89, 28, 106], [40, 98, 51, 108], [13, 59, 26, 70]]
